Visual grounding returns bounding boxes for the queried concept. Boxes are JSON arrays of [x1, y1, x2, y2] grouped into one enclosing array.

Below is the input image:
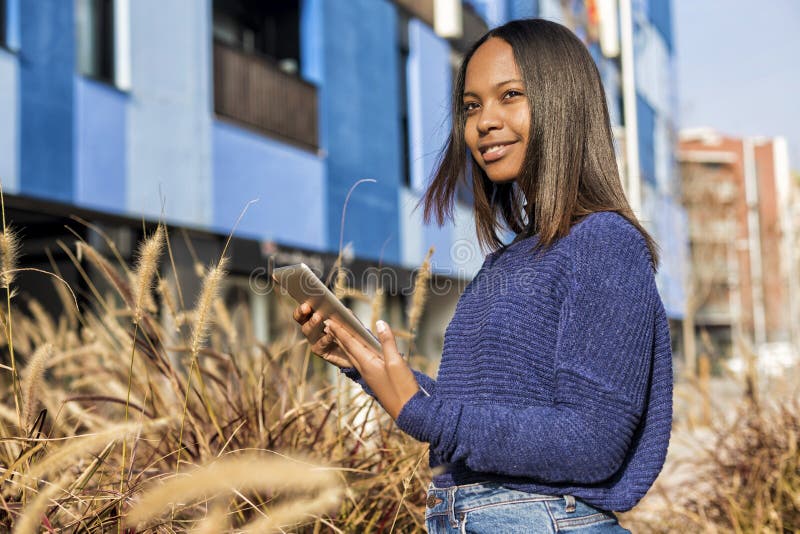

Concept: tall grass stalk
[[407, 246, 434, 358], [177, 257, 229, 473], [120, 224, 164, 500], [0, 179, 21, 429]]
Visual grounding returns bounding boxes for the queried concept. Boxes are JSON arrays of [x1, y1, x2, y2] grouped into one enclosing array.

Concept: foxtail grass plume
[[191, 506, 229, 534], [408, 246, 434, 337], [241, 486, 343, 533], [191, 257, 229, 356], [21, 343, 53, 430], [12, 472, 71, 534], [132, 225, 165, 323], [26, 418, 172, 481], [124, 453, 341, 528], [0, 225, 20, 290]]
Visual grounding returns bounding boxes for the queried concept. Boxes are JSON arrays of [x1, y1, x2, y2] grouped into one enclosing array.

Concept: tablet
[[271, 263, 382, 353]]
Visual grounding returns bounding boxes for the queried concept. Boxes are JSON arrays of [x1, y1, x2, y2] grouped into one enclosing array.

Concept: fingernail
[[376, 320, 387, 334]]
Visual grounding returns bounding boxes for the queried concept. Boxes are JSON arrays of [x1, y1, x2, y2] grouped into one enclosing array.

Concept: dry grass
[[0, 218, 435, 532], [621, 365, 800, 533]]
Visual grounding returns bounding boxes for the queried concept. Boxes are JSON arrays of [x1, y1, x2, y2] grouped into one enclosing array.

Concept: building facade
[[0, 0, 687, 361], [679, 129, 796, 361]]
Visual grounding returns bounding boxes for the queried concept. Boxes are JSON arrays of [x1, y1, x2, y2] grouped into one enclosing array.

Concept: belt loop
[[448, 486, 458, 528], [564, 494, 576, 513]]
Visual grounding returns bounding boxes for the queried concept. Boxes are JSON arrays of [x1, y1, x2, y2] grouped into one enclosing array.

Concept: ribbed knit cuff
[[340, 366, 360, 381], [395, 389, 436, 443]]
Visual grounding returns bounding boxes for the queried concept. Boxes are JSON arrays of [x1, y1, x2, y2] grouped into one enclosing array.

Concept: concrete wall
[[126, 0, 212, 226]]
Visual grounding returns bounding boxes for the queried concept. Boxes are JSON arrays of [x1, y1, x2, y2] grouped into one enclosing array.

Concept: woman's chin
[[486, 174, 518, 184]]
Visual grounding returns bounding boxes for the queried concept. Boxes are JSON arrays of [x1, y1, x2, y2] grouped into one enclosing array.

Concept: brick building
[[679, 128, 795, 362]]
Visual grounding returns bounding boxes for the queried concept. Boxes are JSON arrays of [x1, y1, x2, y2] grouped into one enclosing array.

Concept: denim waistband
[[425, 481, 565, 516], [424, 481, 622, 533]]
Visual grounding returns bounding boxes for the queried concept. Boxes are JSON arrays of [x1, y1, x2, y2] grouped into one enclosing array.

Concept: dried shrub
[[0, 224, 435, 532]]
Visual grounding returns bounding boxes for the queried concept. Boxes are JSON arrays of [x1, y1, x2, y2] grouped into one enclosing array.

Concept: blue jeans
[[424, 481, 630, 533]]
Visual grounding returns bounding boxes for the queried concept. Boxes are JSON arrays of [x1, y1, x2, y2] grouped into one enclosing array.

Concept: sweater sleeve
[[395, 218, 657, 484], [341, 366, 436, 398]]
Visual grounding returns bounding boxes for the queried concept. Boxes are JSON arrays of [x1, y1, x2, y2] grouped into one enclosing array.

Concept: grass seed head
[[133, 225, 165, 323], [408, 246, 434, 334], [0, 225, 20, 289], [21, 343, 53, 431], [191, 257, 229, 356]]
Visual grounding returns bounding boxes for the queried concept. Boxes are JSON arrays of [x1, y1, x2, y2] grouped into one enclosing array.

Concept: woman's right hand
[[292, 302, 353, 369]]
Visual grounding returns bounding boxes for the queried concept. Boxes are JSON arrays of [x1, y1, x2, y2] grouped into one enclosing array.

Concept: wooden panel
[[213, 41, 318, 150]]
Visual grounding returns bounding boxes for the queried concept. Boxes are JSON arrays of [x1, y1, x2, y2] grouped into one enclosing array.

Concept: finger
[[310, 338, 353, 369], [311, 332, 338, 356], [325, 319, 376, 367], [377, 320, 418, 391], [293, 302, 312, 323], [328, 332, 364, 374], [301, 312, 325, 340]]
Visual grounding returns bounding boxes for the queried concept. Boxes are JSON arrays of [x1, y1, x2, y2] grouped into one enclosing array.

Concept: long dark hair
[[419, 19, 660, 270]]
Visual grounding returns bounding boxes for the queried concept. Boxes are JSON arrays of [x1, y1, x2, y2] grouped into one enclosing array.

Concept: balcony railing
[[213, 41, 318, 150]]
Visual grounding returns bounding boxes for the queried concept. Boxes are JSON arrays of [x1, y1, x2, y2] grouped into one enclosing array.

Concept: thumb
[[377, 320, 419, 405], [375, 320, 400, 357]]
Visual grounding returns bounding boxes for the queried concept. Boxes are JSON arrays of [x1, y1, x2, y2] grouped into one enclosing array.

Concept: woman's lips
[[481, 142, 516, 163]]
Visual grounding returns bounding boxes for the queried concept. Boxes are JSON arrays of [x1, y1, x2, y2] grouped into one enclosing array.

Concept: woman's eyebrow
[[463, 79, 524, 99]]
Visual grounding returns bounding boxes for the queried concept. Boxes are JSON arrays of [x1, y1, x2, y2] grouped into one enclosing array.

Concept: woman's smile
[[479, 140, 520, 163]]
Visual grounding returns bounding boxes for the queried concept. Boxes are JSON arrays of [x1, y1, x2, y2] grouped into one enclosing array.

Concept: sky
[[674, 0, 800, 170]]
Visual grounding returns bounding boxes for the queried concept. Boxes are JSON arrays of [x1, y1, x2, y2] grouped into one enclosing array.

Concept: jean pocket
[[459, 498, 554, 533], [545, 497, 621, 532]]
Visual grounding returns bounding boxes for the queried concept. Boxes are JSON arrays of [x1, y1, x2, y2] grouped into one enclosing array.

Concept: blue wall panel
[[405, 19, 456, 270], [74, 77, 127, 213], [407, 19, 451, 193], [508, 0, 538, 20], [0, 50, 18, 192], [647, 0, 673, 52], [213, 121, 326, 250], [636, 94, 656, 186], [19, 0, 75, 202], [5, 0, 20, 50], [300, 0, 326, 151], [321, 0, 402, 263]]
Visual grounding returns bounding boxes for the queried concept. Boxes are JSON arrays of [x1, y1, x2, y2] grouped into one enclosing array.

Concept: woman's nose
[[477, 105, 503, 133]]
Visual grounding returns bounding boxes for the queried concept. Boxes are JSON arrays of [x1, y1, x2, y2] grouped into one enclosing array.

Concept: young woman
[[293, 19, 672, 533]]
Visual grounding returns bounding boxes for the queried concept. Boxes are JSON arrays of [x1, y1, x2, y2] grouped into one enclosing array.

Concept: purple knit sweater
[[343, 211, 673, 512]]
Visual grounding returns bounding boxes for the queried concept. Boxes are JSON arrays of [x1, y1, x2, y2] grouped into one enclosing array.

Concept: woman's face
[[463, 38, 530, 184]]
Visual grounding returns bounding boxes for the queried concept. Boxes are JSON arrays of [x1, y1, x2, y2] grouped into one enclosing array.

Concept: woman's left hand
[[324, 318, 420, 420]]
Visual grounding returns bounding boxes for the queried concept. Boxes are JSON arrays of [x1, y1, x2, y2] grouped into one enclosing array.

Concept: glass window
[[76, 0, 116, 84], [398, 11, 411, 188], [212, 0, 301, 75], [0, 0, 7, 48]]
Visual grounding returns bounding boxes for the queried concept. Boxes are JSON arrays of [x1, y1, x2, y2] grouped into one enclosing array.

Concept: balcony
[[213, 41, 318, 151]]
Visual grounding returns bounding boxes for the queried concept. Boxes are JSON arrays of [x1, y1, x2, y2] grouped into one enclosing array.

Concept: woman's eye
[[503, 90, 524, 99], [463, 102, 479, 113]]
